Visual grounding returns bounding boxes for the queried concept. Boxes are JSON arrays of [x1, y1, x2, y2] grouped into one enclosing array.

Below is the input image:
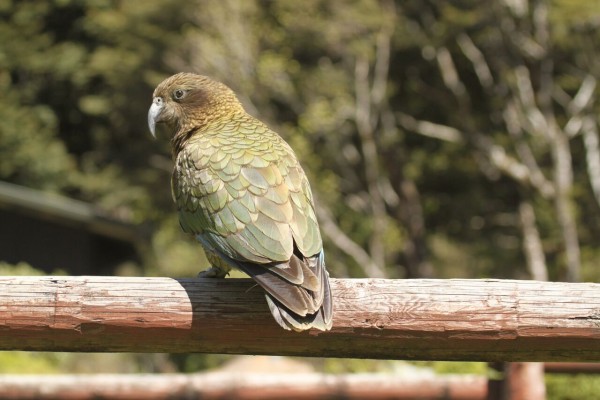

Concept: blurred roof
[[0, 180, 140, 244]]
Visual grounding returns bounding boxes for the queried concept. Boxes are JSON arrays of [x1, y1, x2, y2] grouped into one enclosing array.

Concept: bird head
[[148, 72, 243, 139]]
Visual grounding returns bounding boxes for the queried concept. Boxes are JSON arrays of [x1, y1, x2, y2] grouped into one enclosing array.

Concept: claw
[[197, 266, 229, 279]]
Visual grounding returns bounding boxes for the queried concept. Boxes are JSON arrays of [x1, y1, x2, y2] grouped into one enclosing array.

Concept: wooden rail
[[0, 276, 599, 361], [0, 373, 487, 400]]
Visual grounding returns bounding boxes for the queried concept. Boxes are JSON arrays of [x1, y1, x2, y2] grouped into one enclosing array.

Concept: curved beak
[[148, 97, 164, 138]]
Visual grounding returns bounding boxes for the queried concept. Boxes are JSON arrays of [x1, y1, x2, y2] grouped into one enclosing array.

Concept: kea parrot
[[148, 72, 333, 331]]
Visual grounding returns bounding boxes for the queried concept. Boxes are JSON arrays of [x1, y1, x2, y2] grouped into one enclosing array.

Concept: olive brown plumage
[[148, 73, 333, 331]]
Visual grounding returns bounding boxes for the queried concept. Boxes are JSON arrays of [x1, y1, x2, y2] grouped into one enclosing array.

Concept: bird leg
[[197, 265, 230, 279], [197, 252, 232, 278]]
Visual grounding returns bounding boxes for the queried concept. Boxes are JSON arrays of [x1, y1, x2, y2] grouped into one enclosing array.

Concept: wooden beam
[[0, 276, 599, 361], [0, 373, 487, 400], [545, 362, 600, 374]]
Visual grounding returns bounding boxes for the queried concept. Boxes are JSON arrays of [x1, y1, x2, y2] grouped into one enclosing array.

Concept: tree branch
[[503, 102, 555, 198], [314, 204, 385, 278], [457, 33, 494, 90], [518, 201, 548, 281], [398, 112, 553, 196], [582, 116, 600, 209], [396, 112, 463, 143], [436, 47, 466, 99], [354, 56, 387, 275]]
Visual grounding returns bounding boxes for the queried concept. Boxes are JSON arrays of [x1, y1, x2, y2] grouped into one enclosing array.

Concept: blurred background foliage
[[1, 0, 599, 397]]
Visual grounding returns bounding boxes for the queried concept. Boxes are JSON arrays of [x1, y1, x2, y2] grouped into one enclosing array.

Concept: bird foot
[[197, 266, 229, 279]]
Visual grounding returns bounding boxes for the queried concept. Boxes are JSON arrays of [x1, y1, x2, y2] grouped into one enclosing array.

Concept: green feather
[[241, 167, 270, 189], [248, 155, 270, 168], [206, 188, 229, 211], [228, 197, 255, 225], [216, 205, 241, 234], [264, 184, 289, 205], [256, 196, 292, 223]]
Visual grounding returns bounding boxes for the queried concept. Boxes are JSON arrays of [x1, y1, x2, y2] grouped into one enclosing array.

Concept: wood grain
[[0, 276, 599, 361]]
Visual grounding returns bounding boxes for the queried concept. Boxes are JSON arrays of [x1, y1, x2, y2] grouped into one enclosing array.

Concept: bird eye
[[173, 89, 186, 100]]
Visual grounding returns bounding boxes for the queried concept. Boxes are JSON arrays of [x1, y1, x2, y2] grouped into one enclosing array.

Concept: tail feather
[[266, 293, 330, 331], [318, 262, 333, 329], [236, 250, 333, 332], [265, 295, 312, 331]]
